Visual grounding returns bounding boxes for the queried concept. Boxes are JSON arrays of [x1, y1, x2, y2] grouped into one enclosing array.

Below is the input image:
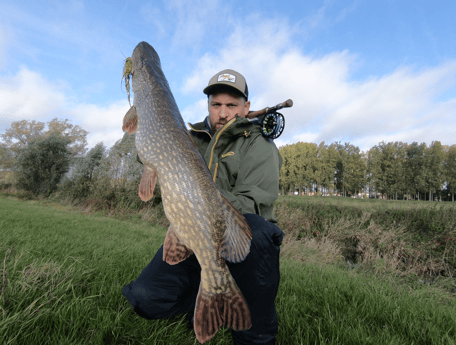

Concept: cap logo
[[218, 73, 236, 83]]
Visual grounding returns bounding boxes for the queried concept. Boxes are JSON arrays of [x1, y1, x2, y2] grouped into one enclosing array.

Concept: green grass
[[278, 260, 455, 344], [1, 196, 456, 344]]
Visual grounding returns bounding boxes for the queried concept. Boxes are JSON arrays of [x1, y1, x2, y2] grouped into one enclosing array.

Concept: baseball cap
[[203, 69, 249, 100]]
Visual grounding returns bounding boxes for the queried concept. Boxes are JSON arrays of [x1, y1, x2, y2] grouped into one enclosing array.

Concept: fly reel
[[261, 112, 285, 139], [246, 99, 291, 140]]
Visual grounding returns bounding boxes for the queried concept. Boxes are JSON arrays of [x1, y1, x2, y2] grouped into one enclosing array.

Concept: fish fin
[[194, 277, 251, 343], [194, 286, 223, 343], [221, 278, 252, 331], [122, 106, 138, 134], [138, 166, 158, 202], [219, 193, 252, 263], [163, 225, 194, 265]]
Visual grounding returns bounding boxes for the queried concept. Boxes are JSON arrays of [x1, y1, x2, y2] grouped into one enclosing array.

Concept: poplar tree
[[405, 142, 427, 200], [444, 145, 456, 202], [278, 144, 294, 195], [425, 141, 445, 201]]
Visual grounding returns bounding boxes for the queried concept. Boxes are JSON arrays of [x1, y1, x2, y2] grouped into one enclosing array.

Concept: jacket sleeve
[[218, 135, 282, 222]]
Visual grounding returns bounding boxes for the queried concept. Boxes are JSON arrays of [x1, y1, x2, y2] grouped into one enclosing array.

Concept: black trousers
[[122, 214, 284, 344]]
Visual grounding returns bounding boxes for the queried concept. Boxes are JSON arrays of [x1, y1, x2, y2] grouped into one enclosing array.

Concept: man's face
[[208, 92, 251, 134]]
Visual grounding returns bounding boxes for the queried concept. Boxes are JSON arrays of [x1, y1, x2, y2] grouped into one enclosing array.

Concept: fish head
[[130, 41, 185, 137], [131, 41, 162, 75]]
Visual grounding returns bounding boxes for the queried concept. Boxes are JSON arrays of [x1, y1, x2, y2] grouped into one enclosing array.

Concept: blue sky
[[1, 0, 455, 153]]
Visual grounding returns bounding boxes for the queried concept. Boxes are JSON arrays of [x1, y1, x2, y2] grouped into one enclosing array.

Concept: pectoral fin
[[163, 225, 194, 265], [138, 166, 158, 201], [219, 193, 252, 263], [122, 106, 138, 134]]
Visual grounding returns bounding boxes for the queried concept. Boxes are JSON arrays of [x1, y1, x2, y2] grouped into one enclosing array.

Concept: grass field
[[1, 195, 456, 344]]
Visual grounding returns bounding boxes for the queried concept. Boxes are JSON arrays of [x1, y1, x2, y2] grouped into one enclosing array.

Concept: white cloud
[[182, 14, 296, 94], [0, 66, 129, 151], [291, 132, 320, 145], [141, 0, 230, 50], [180, 14, 456, 151], [69, 100, 130, 149], [181, 98, 208, 125], [0, 66, 67, 118]]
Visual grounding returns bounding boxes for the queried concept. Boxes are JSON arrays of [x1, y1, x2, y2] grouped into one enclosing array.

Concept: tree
[[71, 142, 106, 181], [333, 142, 347, 196], [326, 144, 338, 195], [336, 142, 365, 197], [0, 118, 88, 161], [367, 146, 381, 198], [46, 118, 88, 157], [444, 145, 456, 202], [294, 142, 317, 195], [13, 133, 72, 196], [315, 142, 337, 196], [0, 143, 14, 171], [66, 142, 106, 198], [392, 142, 407, 200], [332, 142, 364, 197], [344, 143, 366, 197], [425, 141, 445, 201], [1, 120, 45, 158], [405, 142, 427, 200], [370, 141, 407, 200], [276, 139, 456, 202], [380, 142, 396, 199], [279, 144, 294, 195]]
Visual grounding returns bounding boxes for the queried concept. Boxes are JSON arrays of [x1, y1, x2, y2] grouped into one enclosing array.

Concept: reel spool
[[261, 112, 285, 139]]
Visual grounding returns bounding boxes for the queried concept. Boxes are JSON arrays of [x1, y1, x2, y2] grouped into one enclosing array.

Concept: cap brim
[[203, 83, 247, 98]]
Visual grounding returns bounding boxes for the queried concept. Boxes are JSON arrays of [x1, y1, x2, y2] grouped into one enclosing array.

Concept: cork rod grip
[[246, 99, 293, 119]]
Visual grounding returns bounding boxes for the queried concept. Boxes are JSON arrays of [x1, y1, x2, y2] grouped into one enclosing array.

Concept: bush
[[13, 133, 72, 196]]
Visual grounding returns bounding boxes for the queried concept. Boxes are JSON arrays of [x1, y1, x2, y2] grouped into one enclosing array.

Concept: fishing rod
[[246, 99, 293, 139]]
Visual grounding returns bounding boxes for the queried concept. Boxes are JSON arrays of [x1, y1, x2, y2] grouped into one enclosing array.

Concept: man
[[123, 69, 284, 345]]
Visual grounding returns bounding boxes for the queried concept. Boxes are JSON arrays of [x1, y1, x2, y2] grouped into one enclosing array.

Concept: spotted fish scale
[[122, 41, 252, 344]]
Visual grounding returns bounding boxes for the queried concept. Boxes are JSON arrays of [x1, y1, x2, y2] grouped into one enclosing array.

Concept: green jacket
[[188, 115, 282, 223]]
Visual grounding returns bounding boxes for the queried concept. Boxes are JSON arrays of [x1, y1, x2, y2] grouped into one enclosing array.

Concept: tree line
[[0, 119, 142, 204], [1, 119, 456, 202], [279, 141, 456, 202]]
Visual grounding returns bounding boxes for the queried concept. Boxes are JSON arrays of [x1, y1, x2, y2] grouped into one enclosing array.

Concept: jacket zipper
[[208, 117, 237, 171], [213, 163, 218, 183], [187, 123, 212, 139]]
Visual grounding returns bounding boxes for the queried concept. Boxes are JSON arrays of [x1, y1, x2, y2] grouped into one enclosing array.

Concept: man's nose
[[220, 106, 228, 118]]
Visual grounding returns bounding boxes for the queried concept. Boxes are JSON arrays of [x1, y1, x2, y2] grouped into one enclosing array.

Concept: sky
[[1, 0, 455, 154]]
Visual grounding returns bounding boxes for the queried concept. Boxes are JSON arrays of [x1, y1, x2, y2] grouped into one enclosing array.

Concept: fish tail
[[194, 287, 223, 343], [193, 278, 251, 344], [221, 277, 252, 331]]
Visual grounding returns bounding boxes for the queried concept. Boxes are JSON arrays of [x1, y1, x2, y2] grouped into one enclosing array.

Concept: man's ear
[[244, 100, 251, 116]]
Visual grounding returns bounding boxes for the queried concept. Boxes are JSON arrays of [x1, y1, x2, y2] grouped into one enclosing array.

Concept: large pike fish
[[122, 41, 252, 343]]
